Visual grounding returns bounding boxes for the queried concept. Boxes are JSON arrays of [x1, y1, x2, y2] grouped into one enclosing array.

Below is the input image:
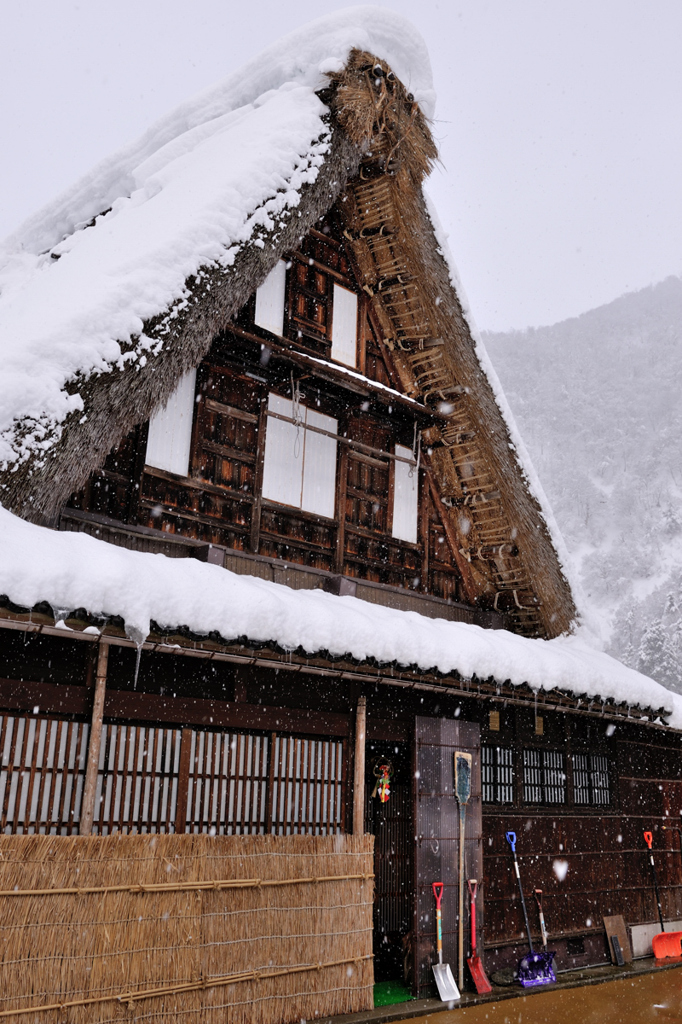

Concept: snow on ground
[[484, 276, 682, 692], [0, 7, 435, 469], [1, 505, 678, 726]]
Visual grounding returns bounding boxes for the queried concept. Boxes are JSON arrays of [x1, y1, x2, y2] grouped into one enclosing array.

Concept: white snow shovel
[[431, 882, 460, 1001]]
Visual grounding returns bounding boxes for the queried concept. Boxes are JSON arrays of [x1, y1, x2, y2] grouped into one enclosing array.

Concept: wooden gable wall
[[67, 210, 467, 603]]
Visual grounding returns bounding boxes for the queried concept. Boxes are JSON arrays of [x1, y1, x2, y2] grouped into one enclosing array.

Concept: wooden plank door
[[414, 717, 482, 995]]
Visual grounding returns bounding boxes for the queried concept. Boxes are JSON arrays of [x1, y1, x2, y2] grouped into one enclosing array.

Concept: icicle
[[132, 642, 143, 691], [124, 624, 148, 691]]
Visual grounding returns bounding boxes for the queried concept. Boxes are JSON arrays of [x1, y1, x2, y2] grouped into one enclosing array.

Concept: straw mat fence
[[0, 833, 374, 1024]]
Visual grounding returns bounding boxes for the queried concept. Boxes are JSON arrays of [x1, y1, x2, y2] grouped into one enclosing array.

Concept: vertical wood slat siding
[[0, 712, 345, 837], [0, 714, 88, 834], [414, 717, 482, 996], [93, 724, 182, 834], [270, 735, 344, 836], [368, 782, 413, 936]]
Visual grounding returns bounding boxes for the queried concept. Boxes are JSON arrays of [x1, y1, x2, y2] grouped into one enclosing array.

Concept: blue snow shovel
[[505, 831, 556, 987]]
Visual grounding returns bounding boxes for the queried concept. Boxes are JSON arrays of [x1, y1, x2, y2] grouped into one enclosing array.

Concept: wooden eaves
[[0, 606, 670, 730]]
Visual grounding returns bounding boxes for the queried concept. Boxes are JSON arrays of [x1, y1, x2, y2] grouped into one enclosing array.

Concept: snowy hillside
[[484, 276, 682, 691]]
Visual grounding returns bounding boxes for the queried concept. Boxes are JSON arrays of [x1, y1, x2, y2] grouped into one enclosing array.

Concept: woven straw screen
[[0, 832, 374, 1024]]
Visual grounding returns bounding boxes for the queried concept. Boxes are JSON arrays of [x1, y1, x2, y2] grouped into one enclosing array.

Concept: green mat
[[373, 981, 415, 1006]]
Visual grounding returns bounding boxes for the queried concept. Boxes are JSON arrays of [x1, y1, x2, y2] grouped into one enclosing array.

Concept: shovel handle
[[644, 830, 653, 850], [468, 880, 477, 954], [505, 831, 516, 853], [432, 884, 444, 961], [432, 881, 443, 909]]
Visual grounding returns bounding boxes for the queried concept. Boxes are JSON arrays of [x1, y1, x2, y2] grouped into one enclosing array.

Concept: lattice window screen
[[270, 735, 344, 835], [0, 714, 88, 835], [185, 730, 269, 835], [573, 753, 610, 806], [523, 748, 566, 805], [481, 745, 514, 803], [93, 724, 182, 834]]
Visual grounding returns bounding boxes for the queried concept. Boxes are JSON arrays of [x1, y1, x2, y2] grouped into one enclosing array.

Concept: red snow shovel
[[645, 830, 682, 958], [467, 879, 492, 993]]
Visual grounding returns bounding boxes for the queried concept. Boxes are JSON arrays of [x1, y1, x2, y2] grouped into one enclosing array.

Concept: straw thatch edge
[[1, 50, 576, 640]]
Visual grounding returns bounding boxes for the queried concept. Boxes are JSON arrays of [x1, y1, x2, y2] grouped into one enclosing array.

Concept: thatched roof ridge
[[0, 43, 576, 639]]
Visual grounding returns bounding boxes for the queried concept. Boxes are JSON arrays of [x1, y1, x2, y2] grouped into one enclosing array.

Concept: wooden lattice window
[[0, 716, 345, 838], [92, 724, 182, 834], [523, 748, 566, 805], [573, 753, 610, 806], [290, 260, 331, 348], [270, 734, 345, 836], [184, 729, 269, 835], [0, 714, 88, 835], [481, 745, 514, 804], [181, 729, 345, 836]]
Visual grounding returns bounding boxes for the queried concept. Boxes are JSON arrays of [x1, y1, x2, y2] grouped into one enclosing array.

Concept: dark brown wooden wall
[[1, 627, 682, 978], [68, 216, 463, 599]]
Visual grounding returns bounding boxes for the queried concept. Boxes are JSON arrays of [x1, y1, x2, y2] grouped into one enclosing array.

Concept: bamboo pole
[[353, 696, 366, 835], [79, 642, 108, 835], [0, 872, 373, 899], [0, 954, 374, 1020]]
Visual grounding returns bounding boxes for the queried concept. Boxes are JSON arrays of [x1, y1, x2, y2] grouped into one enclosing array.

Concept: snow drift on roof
[[1, 506, 677, 728], [0, 7, 434, 469]]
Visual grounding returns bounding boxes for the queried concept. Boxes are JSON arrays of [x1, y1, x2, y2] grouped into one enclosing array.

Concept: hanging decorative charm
[[371, 759, 394, 802]]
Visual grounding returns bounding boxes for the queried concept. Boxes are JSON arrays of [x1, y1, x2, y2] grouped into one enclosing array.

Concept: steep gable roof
[[0, 8, 575, 639]]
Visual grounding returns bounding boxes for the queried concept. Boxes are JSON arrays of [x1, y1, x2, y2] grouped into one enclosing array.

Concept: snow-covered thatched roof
[[0, 6, 578, 640], [0, 9, 432, 486]]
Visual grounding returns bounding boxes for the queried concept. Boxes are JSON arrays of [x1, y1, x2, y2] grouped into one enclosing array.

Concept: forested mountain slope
[[484, 276, 682, 691]]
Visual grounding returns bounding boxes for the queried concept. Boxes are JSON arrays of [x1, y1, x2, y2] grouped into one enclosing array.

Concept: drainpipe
[[79, 641, 108, 835], [353, 696, 366, 835]]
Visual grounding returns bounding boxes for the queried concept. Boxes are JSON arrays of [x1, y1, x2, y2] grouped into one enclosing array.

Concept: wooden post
[[353, 696, 366, 835], [175, 728, 193, 833], [79, 642, 108, 835]]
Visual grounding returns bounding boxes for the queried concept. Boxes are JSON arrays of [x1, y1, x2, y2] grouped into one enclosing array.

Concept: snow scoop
[[431, 882, 460, 1001], [505, 831, 556, 987], [467, 879, 492, 993], [645, 831, 682, 958], [534, 889, 548, 948], [455, 751, 472, 991], [644, 831, 665, 932]]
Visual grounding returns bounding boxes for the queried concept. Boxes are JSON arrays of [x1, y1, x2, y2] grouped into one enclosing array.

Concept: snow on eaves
[[0, 7, 435, 469], [2, 506, 678, 729]]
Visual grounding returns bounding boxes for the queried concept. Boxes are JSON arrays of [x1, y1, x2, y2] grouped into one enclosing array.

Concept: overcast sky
[[1, 1, 680, 331]]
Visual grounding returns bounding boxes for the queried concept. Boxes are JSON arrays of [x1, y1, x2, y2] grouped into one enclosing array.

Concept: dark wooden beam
[[228, 324, 438, 420], [0, 678, 350, 736], [335, 445, 349, 573], [425, 465, 480, 605], [250, 397, 268, 553]]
